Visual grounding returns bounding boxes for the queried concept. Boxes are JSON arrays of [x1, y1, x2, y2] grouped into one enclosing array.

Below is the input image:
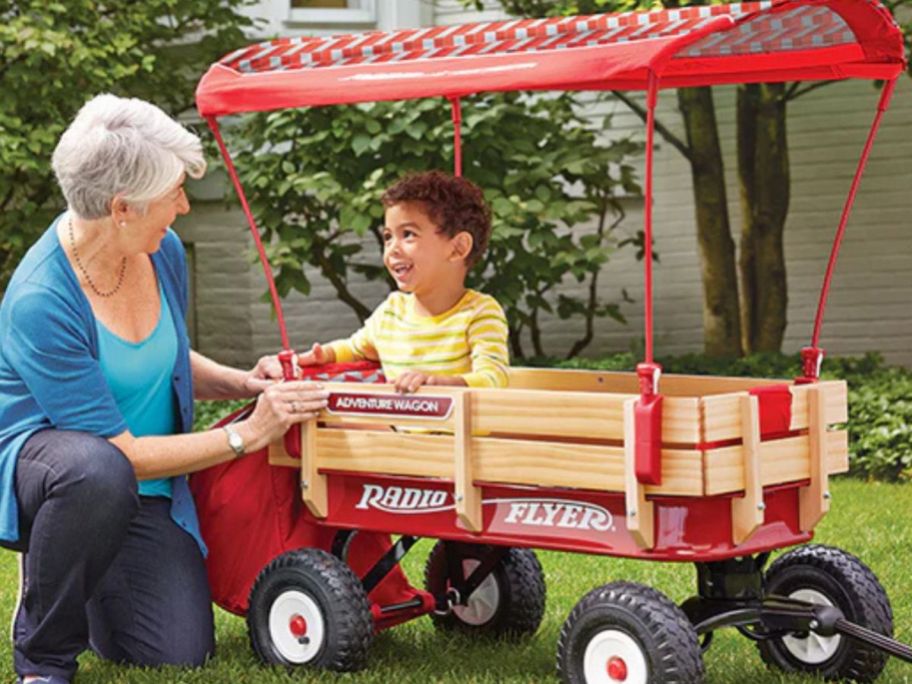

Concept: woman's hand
[[239, 380, 330, 451], [243, 354, 288, 394]]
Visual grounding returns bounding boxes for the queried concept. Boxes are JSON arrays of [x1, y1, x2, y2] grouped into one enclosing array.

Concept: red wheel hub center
[[607, 655, 628, 681], [289, 614, 308, 638]]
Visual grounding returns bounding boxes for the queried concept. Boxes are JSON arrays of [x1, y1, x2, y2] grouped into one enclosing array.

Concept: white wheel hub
[[453, 559, 500, 626], [583, 629, 648, 684], [782, 588, 842, 664], [268, 589, 325, 664]]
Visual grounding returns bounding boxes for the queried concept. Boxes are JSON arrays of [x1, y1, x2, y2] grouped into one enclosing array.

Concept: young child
[[298, 170, 509, 392]]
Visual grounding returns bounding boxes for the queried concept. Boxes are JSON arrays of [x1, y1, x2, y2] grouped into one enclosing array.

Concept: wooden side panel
[[702, 381, 847, 443], [316, 428, 704, 495], [704, 430, 848, 495]]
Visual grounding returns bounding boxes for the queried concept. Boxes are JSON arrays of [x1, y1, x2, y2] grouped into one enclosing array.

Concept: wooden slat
[[702, 381, 847, 442], [800, 385, 831, 531], [508, 367, 788, 397], [731, 395, 764, 545], [301, 421, 327, 518], [454, 393, 482, 532], [318, 429, 451, 479], [704, 430, 848, 495], [624, 399, 654, 549], [316, 429, 704, 495], [472, 389, 701, 445], [268, 440, 300, 468]]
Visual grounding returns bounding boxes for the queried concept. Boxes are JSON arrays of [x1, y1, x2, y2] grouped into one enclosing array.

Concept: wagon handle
[[802, 78, 898, 382]]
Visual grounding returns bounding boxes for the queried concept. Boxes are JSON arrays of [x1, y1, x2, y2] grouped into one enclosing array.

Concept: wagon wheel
[[557, 581, 704, 684], [247, 548, 373, 671], [424, 541, 545, 638], [758, 544, 893, 682]]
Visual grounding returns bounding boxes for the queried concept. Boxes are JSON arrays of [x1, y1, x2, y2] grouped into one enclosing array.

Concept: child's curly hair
[[381, 170, 491, 268]]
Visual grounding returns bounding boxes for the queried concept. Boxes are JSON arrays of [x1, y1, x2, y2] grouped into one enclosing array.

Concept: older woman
[[0, 95, 326, 684]]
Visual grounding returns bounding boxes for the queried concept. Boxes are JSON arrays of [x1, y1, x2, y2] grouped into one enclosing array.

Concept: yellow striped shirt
[[328, 290, 509, 388]]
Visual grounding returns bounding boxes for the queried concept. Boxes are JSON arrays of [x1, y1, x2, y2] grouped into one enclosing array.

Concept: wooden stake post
[[731, 394, 764, 545], [799, 385, 830, 531], [624, 398, 655, 549], [454, 392, 482, 532]]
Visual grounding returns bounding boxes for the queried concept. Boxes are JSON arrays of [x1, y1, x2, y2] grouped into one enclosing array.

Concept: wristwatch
[[222, 425, 246, 458]]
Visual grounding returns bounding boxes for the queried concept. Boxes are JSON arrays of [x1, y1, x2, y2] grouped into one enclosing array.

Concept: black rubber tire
[[557, 581, 705, 684], [424, 541, 546, 638], [247, 548, 373, 671], [758, 544, 893, 682]]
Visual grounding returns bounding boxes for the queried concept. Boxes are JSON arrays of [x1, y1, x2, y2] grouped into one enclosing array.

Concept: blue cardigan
[[0, 216, 204, 553]]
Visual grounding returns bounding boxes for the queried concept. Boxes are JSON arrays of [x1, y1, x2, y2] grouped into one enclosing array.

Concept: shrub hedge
[[194, 352, 911, 482]]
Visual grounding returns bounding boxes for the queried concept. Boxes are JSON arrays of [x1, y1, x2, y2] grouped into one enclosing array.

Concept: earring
[[119, 221, 126, 227]]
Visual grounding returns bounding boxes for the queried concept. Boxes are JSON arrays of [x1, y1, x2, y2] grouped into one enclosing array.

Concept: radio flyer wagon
[[191, 1, 912, 681]]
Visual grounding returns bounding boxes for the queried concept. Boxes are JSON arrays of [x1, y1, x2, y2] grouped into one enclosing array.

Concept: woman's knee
[[39, 431, 139, 517]]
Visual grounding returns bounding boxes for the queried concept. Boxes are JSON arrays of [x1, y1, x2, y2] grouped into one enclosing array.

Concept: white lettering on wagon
[[328, 392, 453, 419], [498, 498, 615, 532], [356, 484, 452, 514]]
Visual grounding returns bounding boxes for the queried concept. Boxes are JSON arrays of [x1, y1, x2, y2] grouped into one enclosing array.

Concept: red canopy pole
[[799, 78, 898, 383], [638, 71, 660, 388], [450, 97, 463, 177], [207, 116, 296, 379], [634, 71, 663, 486]]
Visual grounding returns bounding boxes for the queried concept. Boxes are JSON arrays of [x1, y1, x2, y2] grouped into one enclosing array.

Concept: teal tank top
[[96, 282, 178, 498]]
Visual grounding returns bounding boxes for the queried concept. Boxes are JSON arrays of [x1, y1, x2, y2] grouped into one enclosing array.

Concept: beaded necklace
[[67, 215, 127, 298]]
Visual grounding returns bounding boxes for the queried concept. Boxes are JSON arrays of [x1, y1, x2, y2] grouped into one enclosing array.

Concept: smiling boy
[[298, 171, 509, 392]]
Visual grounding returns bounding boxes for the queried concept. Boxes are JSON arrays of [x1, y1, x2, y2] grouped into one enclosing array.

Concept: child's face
[[382, 202, 467, 296]]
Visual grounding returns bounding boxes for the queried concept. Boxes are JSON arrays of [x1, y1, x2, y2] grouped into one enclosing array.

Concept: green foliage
[[555, 350, 912, 482], [232, 92, 643, 359], [193, 398, 250, 432], [0, 0, 255, 289]]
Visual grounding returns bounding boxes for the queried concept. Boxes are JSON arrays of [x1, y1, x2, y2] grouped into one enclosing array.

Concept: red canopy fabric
[[196, 0, 905, 116]]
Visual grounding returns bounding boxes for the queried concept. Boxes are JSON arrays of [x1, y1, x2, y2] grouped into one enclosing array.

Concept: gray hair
[[52, 94, 207, 219]]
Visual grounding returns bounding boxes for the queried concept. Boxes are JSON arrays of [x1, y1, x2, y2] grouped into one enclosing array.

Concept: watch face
[[226, 427, 244, 454]]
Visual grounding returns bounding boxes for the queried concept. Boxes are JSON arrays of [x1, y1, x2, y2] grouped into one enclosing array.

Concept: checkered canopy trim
[[222, 1, 862, 74]]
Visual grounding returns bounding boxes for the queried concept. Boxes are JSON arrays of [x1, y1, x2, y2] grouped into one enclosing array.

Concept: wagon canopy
[[196, 0, 904, 116]]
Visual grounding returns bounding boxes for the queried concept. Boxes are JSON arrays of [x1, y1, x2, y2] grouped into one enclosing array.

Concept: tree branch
[[611, 90, 693, 163], [785, 80, 835, 102]]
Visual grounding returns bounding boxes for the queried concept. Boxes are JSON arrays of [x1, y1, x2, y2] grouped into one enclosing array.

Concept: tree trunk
[[677, 86, 742, 357], [737, 83, 789, 353]]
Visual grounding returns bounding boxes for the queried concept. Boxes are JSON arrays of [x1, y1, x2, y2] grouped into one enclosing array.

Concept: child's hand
[[297, 342, 332, 368], [393, 371, 435, 394]]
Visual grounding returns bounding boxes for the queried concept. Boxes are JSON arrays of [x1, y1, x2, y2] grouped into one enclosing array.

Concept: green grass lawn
[[1, 477, 910, 683]]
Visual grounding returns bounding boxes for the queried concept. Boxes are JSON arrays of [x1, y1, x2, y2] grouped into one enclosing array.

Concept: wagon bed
[[267, 367, 847, 561]]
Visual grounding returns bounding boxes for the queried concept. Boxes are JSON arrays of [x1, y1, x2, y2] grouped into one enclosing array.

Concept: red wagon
[[191, 2, 911, 681]]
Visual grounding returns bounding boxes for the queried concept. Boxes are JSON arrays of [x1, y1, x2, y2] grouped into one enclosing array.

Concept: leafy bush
[[551, 351, 912, 482], [193, 398, 250, 433], [0, 0, 253, 290]]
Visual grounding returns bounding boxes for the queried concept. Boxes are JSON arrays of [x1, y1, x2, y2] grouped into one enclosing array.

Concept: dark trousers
[[6, 430, 214, 681]]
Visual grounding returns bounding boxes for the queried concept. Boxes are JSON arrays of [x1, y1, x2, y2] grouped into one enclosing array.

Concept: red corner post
[[635, 72, 663, 486]]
